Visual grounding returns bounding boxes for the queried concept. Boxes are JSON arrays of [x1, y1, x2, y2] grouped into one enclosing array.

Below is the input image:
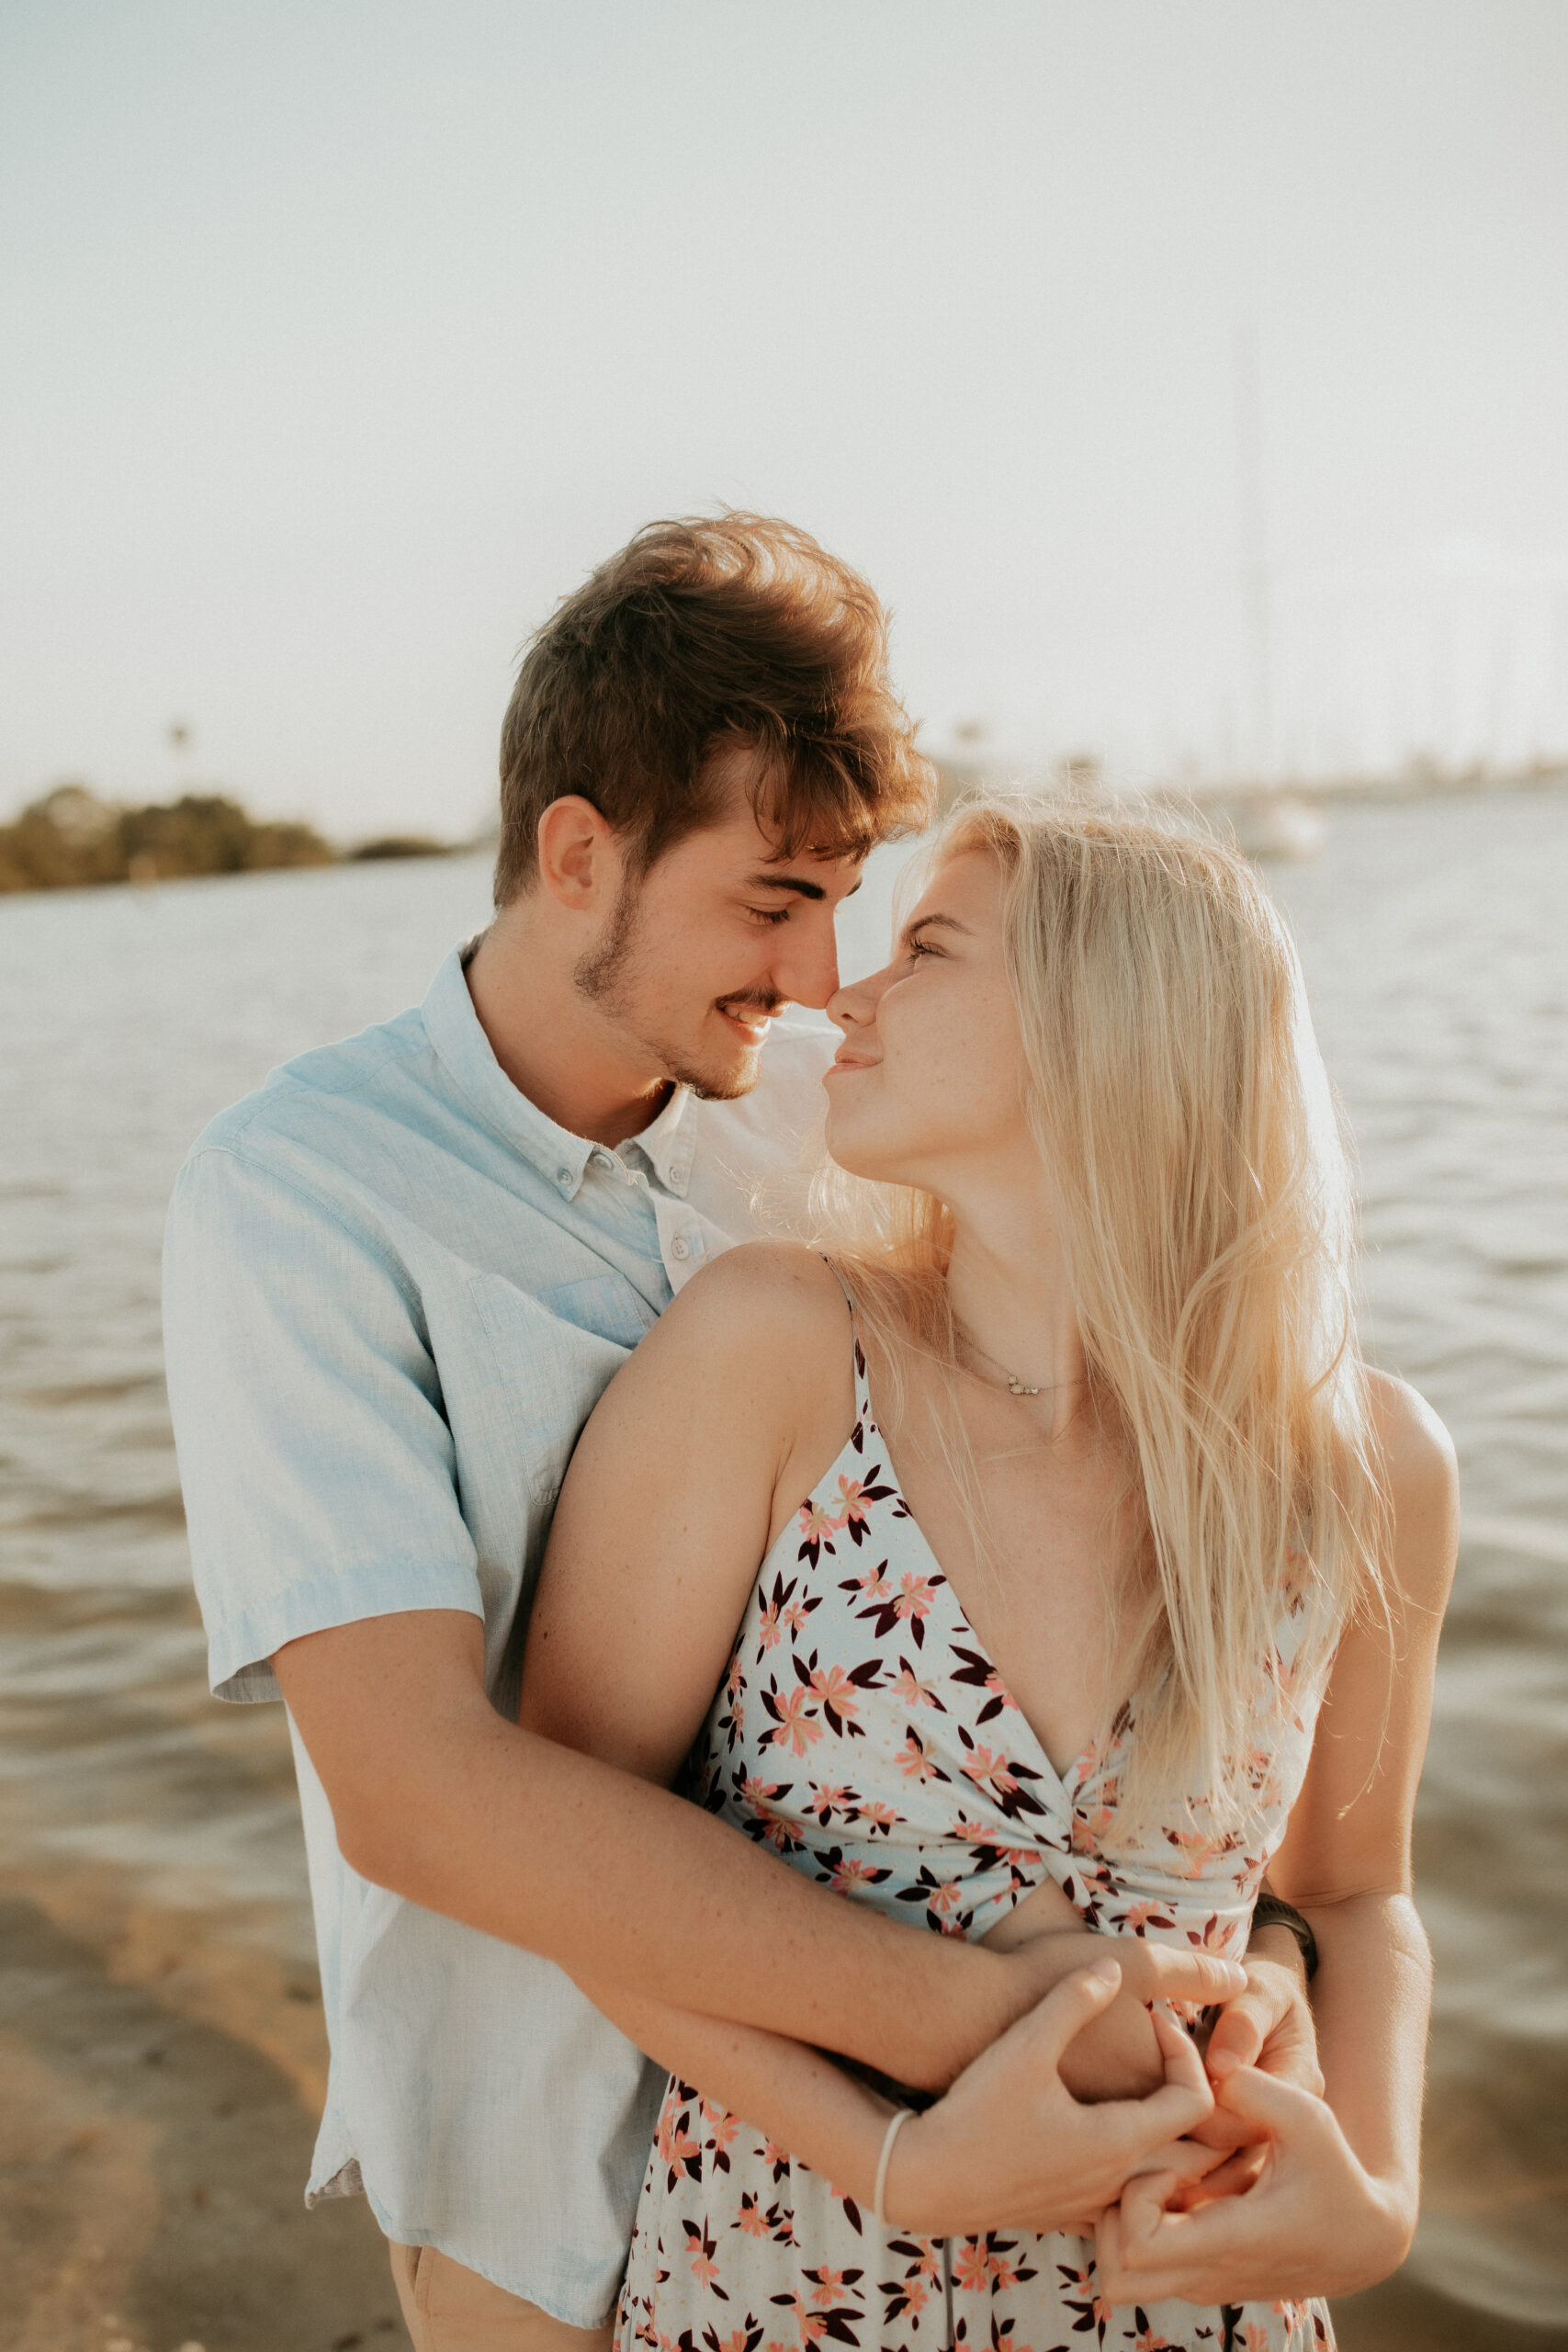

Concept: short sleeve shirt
[[162, 944, 833, 2324]]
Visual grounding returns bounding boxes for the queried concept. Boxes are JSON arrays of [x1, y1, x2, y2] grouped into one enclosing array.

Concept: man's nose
[[773, 916, 842, 1012]]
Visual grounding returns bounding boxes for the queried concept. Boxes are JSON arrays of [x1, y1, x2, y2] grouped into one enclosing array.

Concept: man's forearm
[[322, 1674, 1022, 2090], [1304, 1888, 1430, 2219]]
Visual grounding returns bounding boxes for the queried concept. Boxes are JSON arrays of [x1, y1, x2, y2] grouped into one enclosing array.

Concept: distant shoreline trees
[[0, 785, 455, 894]]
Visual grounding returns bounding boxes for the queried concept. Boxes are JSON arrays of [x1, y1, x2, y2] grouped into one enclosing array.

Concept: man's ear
[[536, 796, 623, 914]]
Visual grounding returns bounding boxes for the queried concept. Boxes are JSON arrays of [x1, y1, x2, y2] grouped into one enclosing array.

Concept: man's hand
[[1094, 2064, 1414, 2305], [885, 1962, 1231, 2241], [987, 1902, 1253, 2104]]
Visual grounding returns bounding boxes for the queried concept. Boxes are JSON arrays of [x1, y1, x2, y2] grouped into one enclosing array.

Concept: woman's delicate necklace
[[953, 1319, 1089, 1400]]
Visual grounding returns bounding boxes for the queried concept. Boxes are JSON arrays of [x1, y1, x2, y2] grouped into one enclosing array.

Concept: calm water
[[2, 796, 1564, 2345]]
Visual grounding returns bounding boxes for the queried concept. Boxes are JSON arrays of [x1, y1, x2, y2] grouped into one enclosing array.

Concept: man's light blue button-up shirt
[[163, 944, 832, 2325]]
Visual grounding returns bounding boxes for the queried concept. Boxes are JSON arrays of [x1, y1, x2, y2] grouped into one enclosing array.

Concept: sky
[[3, 0, 1566, 840]]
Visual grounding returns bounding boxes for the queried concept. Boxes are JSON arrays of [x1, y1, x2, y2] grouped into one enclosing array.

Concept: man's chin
[[664, 1036, 766, 1102]]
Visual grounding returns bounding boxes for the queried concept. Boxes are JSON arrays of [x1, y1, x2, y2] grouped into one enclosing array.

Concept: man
[[164, 516, 1323, 2351]]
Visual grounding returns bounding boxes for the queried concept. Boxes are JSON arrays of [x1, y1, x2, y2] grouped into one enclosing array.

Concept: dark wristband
[[1250, 1892, 1319, 1981]]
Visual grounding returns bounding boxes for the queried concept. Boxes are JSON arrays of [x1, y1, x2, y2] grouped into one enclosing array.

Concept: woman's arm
[[1094, 1372, 1461, 2303]]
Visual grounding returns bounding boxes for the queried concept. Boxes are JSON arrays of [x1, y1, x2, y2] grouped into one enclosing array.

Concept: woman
[[522, 799, 1456, 2350]]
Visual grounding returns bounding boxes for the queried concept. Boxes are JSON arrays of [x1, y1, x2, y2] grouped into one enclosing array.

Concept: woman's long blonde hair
[[815, 795, 1388, 1832]]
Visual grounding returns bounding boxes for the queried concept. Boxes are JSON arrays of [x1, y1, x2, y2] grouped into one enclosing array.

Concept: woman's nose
[[827, 971, 880, 1035]]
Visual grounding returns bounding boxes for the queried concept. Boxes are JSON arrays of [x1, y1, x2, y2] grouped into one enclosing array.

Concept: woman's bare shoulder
[[1365, 1369, 1460, 1609], [666, 1238, 850, 1339], [611, 1239, 852, 1405]]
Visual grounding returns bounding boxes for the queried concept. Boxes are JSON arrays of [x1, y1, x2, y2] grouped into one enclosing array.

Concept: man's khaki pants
[[389, 2243, 616, 2352]]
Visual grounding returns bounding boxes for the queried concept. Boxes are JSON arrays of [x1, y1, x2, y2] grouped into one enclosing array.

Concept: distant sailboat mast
[[1235, 318, 1273, 786]]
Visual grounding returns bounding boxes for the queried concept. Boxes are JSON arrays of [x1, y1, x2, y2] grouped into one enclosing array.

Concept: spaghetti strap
[[818, 1253, 857, 1321]]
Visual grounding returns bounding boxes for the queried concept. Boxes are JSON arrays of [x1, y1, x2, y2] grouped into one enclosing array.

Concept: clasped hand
[[884, 1944, 1242, 2241], [888, 1941, 1406, 2308]]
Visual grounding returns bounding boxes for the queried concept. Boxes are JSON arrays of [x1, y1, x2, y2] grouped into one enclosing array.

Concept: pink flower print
[[796, 1497, 845, 1566], [808, 1660, 871, 1736], [807, 2264, 858, 2307], [890, 1664, 943, 1711], [726, 1658, 744, 1704], [1164, 1825, 1223, 1877], [895, 1571, 937, 1623], [834, 1474, 873, 1532], [807, 1781, 854, 1825], [859, 1799, 898, 1837], [735, 1770, 790, 1818], [655, 2109, 700, 2185], [833, 1464, 897, 1545], [1241, 2326, 1272, 2352], [701, 2101, 740, 2155], [952, 2240, 992, 2292], [772, 2297, 833, 2348], [736, 2192, 770, 2238], [896, 1730, 944, 1782], [1122, 1898, 1178, 1935], [782, 1595, 811, 1634], [825, 1851, 892, 1899], [842, 1559, 893, 1605], [1070, 1803, 1115, 1854], [761, 1682, 823, 1758], [682, 2218, 721, 2290], [1134, 2323, 1175, 2351], [756, 1593, 785, 1650], [960, 1743, 1021, 1802], [853, 1566, 942, 1648]]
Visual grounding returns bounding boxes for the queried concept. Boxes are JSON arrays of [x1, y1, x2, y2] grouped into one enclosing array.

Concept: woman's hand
[[884, 1959, 1228, 2240], [1181, 1939, 1325, 2195], [1094, 2064, 1416, 2305]]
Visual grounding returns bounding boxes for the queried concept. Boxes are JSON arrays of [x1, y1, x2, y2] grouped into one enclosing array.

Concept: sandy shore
[[0, 1864, 409, 2352]]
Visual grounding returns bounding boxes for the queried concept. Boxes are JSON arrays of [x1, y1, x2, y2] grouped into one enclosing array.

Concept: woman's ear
[[536, 795, 624, 915]]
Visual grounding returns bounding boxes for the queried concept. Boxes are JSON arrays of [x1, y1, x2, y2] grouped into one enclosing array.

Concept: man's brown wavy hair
[[493, 514, 936, 907]]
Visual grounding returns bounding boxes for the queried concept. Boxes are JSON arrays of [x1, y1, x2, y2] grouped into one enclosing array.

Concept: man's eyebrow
[[744, 870, 864, 902]]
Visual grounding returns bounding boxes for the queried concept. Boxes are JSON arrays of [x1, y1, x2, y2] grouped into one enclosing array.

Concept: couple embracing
[[164, 515, 1457, 2352]]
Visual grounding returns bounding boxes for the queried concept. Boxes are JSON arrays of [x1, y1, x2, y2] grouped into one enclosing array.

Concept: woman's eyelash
[[747, 907, 792, 927]]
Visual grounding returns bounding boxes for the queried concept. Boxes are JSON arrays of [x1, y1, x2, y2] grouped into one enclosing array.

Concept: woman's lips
[[827, 1051, 879, 1073]]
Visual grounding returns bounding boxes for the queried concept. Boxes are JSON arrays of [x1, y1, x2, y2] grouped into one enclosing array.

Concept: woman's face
[[824, 849, 1035, 1194]]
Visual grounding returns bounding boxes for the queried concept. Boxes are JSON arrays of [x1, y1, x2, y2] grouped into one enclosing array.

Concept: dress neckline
[[759, 1339, 1108, 1806]]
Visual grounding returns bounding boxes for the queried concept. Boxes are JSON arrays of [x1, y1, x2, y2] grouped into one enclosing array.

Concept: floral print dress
[[615, 1325, 1333, 2352]]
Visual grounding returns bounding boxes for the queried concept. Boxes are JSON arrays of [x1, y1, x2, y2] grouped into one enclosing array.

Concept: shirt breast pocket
[[461, 1271, 636, 1511]]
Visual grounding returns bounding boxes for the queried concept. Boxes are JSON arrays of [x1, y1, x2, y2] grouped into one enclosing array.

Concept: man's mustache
[[716, 992, 786, 1017]]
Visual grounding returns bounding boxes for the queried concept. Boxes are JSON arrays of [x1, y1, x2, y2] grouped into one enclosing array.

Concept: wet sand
[[0, 1641, 409, 2352]]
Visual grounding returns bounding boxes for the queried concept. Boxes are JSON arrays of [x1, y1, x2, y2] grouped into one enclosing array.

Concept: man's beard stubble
[[571, 878, 777, 1103]]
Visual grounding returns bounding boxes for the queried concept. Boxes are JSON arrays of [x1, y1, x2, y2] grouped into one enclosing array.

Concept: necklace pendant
[[1008, 1375, 1042, 1396]]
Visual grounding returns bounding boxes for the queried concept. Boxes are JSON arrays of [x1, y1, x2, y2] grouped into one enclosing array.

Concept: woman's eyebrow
[[903, 911, 972, 943]]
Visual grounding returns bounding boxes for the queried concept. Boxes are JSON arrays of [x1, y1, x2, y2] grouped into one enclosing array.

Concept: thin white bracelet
[[873, 2106, 914, 2232]]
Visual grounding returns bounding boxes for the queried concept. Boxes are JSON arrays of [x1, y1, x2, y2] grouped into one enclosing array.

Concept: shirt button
[[556, 1167, 572, 1187], [670, 1237, 689, 1261]]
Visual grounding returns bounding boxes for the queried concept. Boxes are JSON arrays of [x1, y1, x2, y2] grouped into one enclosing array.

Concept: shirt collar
[[421, 944, 594, 1198], [620, 1080, 699, 1198], [420, 943, 698, 1202]]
